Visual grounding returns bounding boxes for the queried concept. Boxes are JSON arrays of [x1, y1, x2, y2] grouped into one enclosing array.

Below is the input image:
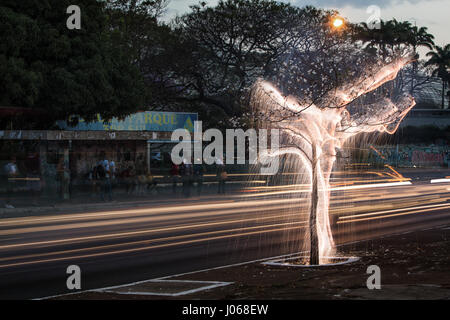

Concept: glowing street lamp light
[[332, 17, 344, 29]]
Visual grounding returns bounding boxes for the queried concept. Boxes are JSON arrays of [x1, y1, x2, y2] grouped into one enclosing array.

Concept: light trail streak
[[0, 200, 308, 236], [239, 181, 412, 198], [247, 174, 409, 191], [0, 211, 306, 250], [339, 202, 450, 221], [330, 181, 412, 191], [0, 198, 306, 227], [3, 182, 446, 240], [384, 165, 405, 179], [330, 194, 449, 216], [337, 202, 450, 223], [0, 224, 307, 269], [2, 177, 450, 271]]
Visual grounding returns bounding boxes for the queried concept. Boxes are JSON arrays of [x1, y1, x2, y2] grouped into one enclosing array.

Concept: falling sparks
[[251, 56, 415, 263]]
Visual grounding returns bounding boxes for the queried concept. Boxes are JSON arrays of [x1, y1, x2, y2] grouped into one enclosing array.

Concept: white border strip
[[262, 255, 360, 267], [94, 279, 232, 297]]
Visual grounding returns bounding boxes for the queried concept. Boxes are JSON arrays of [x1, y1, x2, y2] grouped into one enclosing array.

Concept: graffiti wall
[[368, 145, 450, 167]]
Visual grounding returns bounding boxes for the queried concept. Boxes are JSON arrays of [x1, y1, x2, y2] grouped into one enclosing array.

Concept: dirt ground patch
[[55, 226, 450, 300]]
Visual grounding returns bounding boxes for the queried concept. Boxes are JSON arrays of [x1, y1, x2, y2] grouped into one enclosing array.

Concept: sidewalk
[[397, 167, 450, 181], [3, 167, 450, 218], [0, 183, 244, 218]]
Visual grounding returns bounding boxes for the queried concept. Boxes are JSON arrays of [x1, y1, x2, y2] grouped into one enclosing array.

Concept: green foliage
[[425, 44, 450, 79], [0, 0, 145, 126], [105, 0, 174, 110], [164, 0, 341, 127], [425, 44, 450, 108], [1, 0, 442, 129], [353, 19, 435, 58]]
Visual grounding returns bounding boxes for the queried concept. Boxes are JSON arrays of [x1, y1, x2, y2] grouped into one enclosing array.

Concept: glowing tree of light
[[251, 56, 416, 265]]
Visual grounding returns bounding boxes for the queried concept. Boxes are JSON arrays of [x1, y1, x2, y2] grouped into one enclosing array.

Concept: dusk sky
[[164, 0, 450, 48]]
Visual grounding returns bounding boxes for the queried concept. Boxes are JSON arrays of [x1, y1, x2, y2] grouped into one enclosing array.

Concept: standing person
[[89, 162, 99, 199], [121, 166, 131, 194], [216, 158, 227, 194], [4, 156, 19, 208], [193, 161, 204, 196], [187, 160, 193, 197], [94, 161, 102, 199], [25, 152, 41, 206], [122, 165, 137, 195], [56, 155, 71, 200], [130, 166, 138, 195], [182, 159, 193, 198], [146, 170, 157, 193], [179, 161, 185, 196], [170, 162, 179, 194], [109, 158, 116, 188], [101, 159, 113, 201], [136, 167, 148, 195], [96, 160, 107, 201], [56, 157, 65, 199]]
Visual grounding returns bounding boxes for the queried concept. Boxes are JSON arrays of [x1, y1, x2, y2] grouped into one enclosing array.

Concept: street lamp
[[328, 16, 346, 33], [332, 17, 344, 29]]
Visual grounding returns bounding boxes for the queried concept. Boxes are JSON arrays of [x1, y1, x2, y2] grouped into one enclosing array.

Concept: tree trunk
[[309, 145, 320, 265], [442, 81, 446, 109], [411, 48, 416, 95]]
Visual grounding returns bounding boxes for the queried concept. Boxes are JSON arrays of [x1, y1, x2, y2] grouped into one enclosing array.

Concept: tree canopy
[[0, 0, 145, 127], [1, 0, 446, 129], [159, 1, 343, 127]]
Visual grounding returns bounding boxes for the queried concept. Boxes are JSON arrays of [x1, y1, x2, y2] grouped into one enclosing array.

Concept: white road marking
[[431, 178, 450, 184], [93, 279, 233, 297], [34, 250, 307, 300]]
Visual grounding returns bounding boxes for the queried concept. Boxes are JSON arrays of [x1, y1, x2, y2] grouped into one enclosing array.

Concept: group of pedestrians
[[88, 158, 159, 200], [2, 153, 230, 207], [89, 159, 115, 201], [121, 165, 157, 196], [170, 158, 227, 197], [171, 160, 198, 197]]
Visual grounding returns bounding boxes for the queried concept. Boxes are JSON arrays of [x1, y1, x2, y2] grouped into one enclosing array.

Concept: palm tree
[[404, 25, 435, 94], [406, 25, 435, 53], [390, 19, 412, 46], [355, 20, 436, 96], [425, 44, 450, 109], [353, 20, 397, 60]]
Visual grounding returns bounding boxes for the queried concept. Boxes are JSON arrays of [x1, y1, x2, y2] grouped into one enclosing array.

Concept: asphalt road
[[1, 169, 450, 299]]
